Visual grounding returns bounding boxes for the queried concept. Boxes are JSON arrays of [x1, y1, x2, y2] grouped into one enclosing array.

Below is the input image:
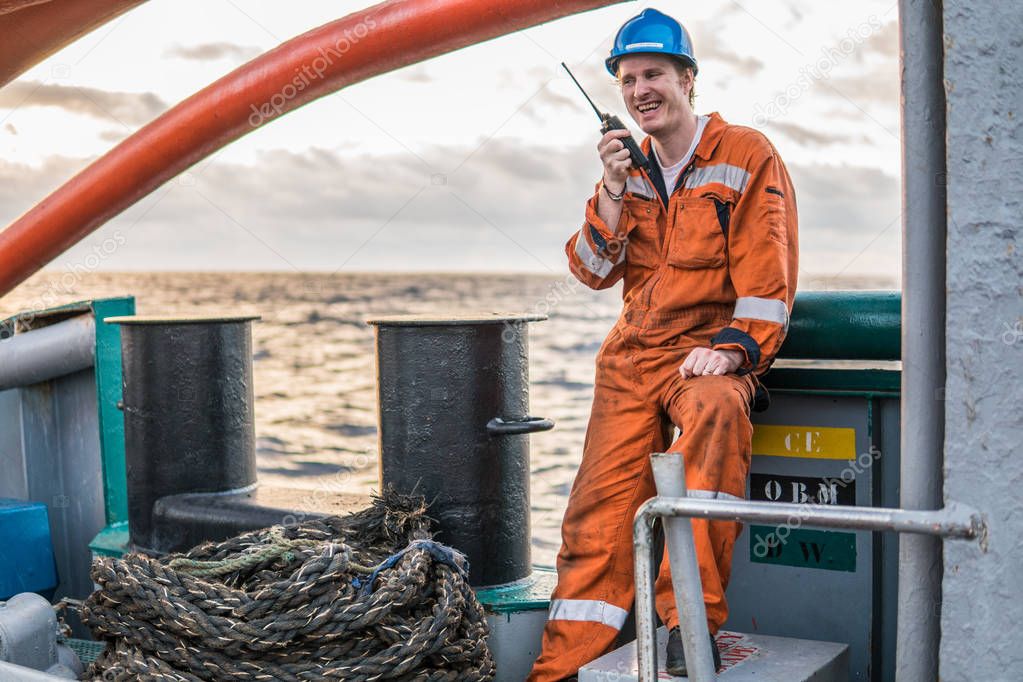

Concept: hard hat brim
[[605, 52, 698, 78]]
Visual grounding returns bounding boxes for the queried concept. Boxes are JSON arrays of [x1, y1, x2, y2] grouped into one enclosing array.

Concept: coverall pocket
[[624, 198, 662, 269], [666, 197, 727, 269]]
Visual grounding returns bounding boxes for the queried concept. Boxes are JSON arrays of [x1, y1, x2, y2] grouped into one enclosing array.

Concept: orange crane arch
[[0, 0, 623, 296]]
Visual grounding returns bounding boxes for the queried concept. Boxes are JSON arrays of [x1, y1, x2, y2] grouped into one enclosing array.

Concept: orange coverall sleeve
[[711, 148, 798, 374], [566, 183, 631, 290]]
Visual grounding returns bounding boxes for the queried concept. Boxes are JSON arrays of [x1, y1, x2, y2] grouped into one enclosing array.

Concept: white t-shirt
[[657, 114, 709, 193]]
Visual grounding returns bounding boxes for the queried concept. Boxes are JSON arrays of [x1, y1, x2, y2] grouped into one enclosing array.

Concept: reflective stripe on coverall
[[529, 112, 798, 681]]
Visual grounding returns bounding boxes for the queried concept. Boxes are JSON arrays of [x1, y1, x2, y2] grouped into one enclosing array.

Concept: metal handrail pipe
[[638, 497, 982, 540], [0, 314, 95, 391], [633, 494, 983, 682]]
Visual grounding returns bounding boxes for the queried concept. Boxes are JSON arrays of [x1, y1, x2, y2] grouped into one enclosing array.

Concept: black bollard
[[368, 313, 551, 587], [107, 315, 259, 554]]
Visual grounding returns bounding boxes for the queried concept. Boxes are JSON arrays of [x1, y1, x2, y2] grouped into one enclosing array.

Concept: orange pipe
[[0, 0, 622, 296], [0, 0, 146, 88]]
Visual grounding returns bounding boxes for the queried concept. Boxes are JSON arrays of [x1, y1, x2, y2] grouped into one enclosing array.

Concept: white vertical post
[[897, 0, 947, 678]]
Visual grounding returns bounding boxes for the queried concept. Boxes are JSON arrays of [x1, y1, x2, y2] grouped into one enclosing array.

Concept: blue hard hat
[[605, 8, 698, 77]]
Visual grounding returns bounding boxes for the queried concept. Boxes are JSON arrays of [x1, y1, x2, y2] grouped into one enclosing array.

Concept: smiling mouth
[[636, 101, 661, 114]]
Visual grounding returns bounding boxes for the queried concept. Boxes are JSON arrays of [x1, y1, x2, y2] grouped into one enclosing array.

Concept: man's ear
[[681, 68, 695, 95]]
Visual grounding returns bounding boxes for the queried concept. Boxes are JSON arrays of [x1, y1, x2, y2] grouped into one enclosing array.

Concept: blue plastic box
[[0, 499, 58, 600]]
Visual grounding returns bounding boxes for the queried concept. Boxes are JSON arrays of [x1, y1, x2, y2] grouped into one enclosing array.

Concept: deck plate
[[580, 626, 848, 681]]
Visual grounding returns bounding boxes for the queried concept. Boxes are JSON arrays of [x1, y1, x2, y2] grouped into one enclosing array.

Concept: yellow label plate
[[752, 425, 857, 460]]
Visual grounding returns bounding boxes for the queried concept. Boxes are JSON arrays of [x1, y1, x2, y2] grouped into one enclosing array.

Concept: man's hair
[[616, 56, 697, 108]]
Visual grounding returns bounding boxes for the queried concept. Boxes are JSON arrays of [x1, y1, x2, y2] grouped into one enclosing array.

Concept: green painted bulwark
[[765, 364, 901, 396], [91, 297, 134, 525], [780, 291, 900, 361]]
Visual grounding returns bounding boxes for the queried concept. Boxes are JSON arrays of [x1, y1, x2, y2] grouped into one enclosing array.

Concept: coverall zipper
[[642, 161, 697, 314]]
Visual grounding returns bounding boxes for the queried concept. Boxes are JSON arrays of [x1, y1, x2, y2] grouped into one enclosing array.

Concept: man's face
[[618, 54, 693, 136]]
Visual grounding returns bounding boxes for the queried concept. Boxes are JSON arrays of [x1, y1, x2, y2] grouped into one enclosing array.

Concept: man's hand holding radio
[[596, 129, 633, 229], [598, 129, 633, 194]]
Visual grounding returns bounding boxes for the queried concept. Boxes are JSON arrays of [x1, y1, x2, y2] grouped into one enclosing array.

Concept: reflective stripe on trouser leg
[[656, 372, 755, 634], [548, 599, 629, 629], [528, 344, 668, 682]]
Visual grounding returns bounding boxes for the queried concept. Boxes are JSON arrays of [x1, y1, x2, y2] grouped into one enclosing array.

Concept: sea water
[[1, 270, 893, 565]]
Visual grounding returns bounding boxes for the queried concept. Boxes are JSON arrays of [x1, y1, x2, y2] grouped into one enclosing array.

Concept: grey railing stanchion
[[633, 506, 659, 682], [649, 453, 717, 681]]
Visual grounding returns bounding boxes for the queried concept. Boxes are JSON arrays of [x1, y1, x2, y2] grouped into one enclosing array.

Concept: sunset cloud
[[0, 80, 167, 126], [164, 42, 262, 62]]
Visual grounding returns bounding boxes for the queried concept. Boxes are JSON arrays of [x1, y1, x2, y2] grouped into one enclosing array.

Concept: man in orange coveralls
[[528, 8, 798, 680]]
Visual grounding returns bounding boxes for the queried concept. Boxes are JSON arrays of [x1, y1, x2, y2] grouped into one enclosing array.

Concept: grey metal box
[[725, 365, 900, 681]]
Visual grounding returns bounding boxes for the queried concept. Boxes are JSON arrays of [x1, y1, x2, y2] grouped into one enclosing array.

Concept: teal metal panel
[[88, 521, 130, 558], [90, 297, 134, 524], [475, 568, 557, 614], [749, 525, 857, 572]]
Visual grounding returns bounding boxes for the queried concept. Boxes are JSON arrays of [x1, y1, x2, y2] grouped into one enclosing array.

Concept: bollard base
[[475, 569, 558, 682]]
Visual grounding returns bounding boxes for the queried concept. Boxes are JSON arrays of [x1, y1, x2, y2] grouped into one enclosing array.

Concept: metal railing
[[633, 453, 985, 682], [0, 315, 95, 391]]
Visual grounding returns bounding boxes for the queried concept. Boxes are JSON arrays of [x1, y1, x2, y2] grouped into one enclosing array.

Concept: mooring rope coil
[[164, 527, 321, 578], [83, 492, 495, 681]]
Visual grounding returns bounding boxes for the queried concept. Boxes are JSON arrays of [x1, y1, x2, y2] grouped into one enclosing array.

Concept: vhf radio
[[562, 62, 650, 172]]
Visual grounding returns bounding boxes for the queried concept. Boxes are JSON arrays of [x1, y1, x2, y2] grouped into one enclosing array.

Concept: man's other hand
[[679, 348, 745, 378]]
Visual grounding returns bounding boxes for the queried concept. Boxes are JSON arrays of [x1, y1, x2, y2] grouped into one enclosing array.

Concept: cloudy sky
[[0, 0, 902, 283]]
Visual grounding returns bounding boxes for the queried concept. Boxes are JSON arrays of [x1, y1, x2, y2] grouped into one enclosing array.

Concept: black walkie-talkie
[[562, 62, 650, 172]]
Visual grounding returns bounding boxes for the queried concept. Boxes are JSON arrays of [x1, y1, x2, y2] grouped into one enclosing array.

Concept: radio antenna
[[561, 62, 603, 119]]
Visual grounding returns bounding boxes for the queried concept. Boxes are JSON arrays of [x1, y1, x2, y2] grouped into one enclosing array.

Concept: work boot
[[665, 627, 721, 677]]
